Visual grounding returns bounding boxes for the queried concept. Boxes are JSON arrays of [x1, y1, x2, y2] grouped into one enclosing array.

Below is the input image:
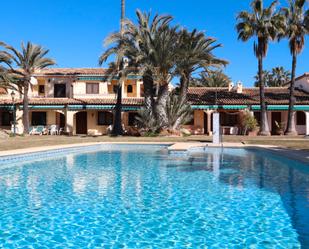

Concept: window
[[1, 112, 13, 126], [31, 112, 46, 126], [128, 112, 138, 126], [38, 85, 45, 94], [86, 83, 99, 94], [127, 85, 133, 93], [113, 85, 118, 94], [296, 111, 306, 125], [98, 111, 113, 125], [54, 84, 66, 98]]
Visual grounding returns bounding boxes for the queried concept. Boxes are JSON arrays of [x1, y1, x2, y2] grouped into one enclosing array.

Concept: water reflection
[[0, 147, 308, 248], [167, 148, 309, 247]]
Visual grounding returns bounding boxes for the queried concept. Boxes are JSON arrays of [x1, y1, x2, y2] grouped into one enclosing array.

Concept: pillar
[[136, 80, 142, 97], [306, 112, 309, 136], [16, 107, 24, 134], [207, 111, 213, 135], [65, 109, 75, 135], [121, 79, 126, 98]]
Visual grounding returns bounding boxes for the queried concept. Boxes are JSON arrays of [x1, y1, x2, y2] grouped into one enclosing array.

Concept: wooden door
[[76, 112, 87, 134]]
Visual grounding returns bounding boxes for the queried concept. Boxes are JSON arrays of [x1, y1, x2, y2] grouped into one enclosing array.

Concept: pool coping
[[0, 142, 308, 165]]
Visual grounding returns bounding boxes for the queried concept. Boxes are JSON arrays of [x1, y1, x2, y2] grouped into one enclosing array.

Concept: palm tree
[[99, 0, 126, 136], [254, 70, 271, 87], [110, 10, 177, 124], [254, 67, 290, 87], [176, 29, 228, 100], [0, 42, 55, 134], [236, 0, 285, 136], [281, 0, 309, 135], [270, 66, 291, 87], [192, 70, 231, 87]]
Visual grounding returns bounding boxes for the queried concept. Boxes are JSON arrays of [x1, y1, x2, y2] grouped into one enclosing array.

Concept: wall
[[73, 81, 109, 98], [192, 110, 204, 134], [295, 75, 309, 93]]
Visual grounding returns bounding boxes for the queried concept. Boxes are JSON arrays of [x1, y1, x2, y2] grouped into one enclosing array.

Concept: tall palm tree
[[282, 0, 309, 135], [109, 10, 177, 124], [113, 0, 126, 136], [176, 29, 228, 100], [102, 0, 126, 136], [236, 0, 285, 136], [0, 42, 55, 134]]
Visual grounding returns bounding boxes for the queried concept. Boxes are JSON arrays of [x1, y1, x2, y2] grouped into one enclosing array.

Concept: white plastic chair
[[49, 125, 58, 135]]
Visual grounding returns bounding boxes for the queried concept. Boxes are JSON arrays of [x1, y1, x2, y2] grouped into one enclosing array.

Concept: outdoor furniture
[[221, 126, 239, 135], [49, 125, 59, 135], [29, 126, 47, 135], [58, 127, 64, 135]]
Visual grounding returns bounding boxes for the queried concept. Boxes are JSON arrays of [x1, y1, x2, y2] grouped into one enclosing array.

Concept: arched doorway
[[76, 112, 87, 134]]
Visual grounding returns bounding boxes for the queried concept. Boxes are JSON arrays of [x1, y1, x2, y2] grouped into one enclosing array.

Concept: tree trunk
[[179, 74, 189, 101], [120, 0, 125, 32], [155, 83, 169, 126], [173, 74, 190, 130], [143, 72, 155, 112], [258, 55, 270, 136], [285, 53, 298, 136], [23, 81, 30, 134], [111, 83, 123, 136]]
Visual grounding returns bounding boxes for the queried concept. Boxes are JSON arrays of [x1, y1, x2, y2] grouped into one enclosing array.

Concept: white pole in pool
[[212, 112, 221, 144]]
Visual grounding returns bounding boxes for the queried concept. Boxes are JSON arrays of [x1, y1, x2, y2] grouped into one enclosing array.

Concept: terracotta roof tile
[[34, 68, 110, 76], [187, 87, 309, 105]]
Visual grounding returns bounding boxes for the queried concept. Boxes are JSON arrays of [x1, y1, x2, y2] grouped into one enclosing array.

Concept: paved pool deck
[[0, 142, 308, 164]]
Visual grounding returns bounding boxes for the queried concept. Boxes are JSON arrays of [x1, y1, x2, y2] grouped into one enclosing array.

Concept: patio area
[[0, 135, 308, 151]]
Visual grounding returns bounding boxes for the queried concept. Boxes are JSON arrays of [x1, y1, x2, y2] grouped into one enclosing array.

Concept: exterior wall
[[295, 75, 309, 93], [192, 110, 204, 135], [86, 110, 110, 136], [73, 81, 109, 98]]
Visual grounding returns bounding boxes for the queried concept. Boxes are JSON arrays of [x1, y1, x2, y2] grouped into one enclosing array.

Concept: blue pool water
[[0, 144, 308, 248]]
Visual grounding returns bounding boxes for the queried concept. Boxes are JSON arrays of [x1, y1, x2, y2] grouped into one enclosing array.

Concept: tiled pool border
[[0, 142, 308, 166], [0, 143, 170, 167]]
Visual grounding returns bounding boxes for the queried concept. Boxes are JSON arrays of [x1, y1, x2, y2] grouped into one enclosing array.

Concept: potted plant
[[241, 112, 259, 136]]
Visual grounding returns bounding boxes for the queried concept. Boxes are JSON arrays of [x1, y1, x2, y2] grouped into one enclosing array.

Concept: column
[[121, 79, 126, 98], [207, 111, 213, 135], [305, 112, 309, 136], [65, 109, 75, 135], [136, 80, 141, 97], [16, 107, 24, 134]]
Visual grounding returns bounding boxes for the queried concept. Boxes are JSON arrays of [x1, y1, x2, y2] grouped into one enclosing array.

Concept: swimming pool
[[0, 144, 308, 248]]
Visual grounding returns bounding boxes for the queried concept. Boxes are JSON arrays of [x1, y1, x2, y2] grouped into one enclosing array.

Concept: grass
[[0, 134, 308, 151]]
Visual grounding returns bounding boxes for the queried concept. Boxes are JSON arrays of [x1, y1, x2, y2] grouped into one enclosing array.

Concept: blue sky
[[2, 0, 308, 86]]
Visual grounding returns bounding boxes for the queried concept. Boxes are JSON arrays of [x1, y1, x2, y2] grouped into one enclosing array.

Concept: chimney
[[228, 81, 234, 91], [236, 81, 243, 93]]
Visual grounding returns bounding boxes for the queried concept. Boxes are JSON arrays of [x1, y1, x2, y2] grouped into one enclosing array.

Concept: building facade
[[0, 69, 308, 136]]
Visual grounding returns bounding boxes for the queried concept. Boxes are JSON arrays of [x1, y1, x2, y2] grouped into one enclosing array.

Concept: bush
[[241, 111, 258, 135]]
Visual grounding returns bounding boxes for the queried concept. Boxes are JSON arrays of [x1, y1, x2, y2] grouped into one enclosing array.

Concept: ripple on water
[[0, 146, 306, 248]]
